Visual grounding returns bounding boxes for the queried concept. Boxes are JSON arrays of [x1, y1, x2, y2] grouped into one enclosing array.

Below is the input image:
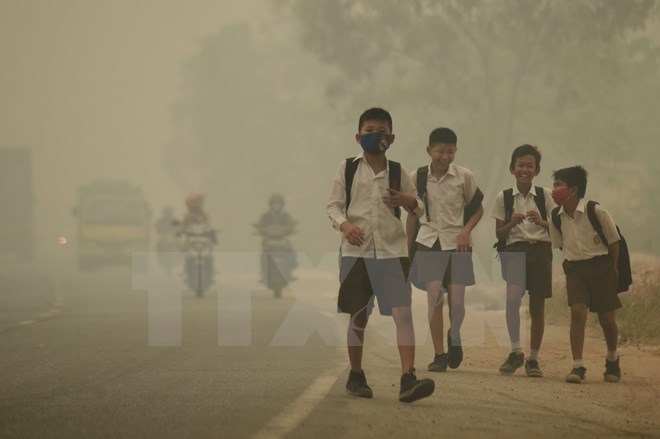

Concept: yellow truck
[[73, 181, 151, 270], [0, 147, 35, 261]]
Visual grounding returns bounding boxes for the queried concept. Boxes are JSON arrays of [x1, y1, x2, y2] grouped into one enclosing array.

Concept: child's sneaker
[[565, 366, 587, 384], [346, 370, 373, 398], [604, 357, 621, 383], [428, 353, 448, 372], [524, 359, 543, 378], [499, 352, 524, 375], [399, 369, 435, 403], [447, 329, 463, 369]]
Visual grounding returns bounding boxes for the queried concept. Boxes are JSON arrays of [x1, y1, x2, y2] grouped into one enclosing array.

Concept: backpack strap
[[534, 186, 547, 221], [388, 160, 402, 219], [345, 157, 402, 220], [586, 200, 609, 248], [416, 166, 430, 221], [344, 157, 359, 214], [551, 206, 562, 232], [464, 187, 484, 225], [503, 189, 514, 223]]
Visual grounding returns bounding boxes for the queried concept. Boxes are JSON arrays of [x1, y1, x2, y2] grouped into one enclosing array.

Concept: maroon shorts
[[563, 255, 622, 313], [503, 241, 552, 298]]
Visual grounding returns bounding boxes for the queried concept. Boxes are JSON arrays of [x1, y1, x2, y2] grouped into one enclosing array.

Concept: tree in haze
[[164, 23, 346, 255], [280, 0, 660, 253]]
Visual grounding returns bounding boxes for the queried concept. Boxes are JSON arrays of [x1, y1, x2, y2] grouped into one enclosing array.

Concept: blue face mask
[[359, 132, 391, 154]]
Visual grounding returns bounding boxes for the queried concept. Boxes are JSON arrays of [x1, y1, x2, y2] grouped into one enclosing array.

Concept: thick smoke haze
[[1, 0, 659, 269]]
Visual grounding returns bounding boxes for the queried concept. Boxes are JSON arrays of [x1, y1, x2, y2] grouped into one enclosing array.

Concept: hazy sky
[[0, 0, 266, 258]]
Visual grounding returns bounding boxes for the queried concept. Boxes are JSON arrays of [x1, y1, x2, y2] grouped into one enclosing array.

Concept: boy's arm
[[326, 161, 349, 231], [609, 241, 620, 279], [399, 169, 424, 217], [548, 217, 563, 249], [406, 212, 418, 256], [457, 205, 483, 251], [595, 204, 620, 274]]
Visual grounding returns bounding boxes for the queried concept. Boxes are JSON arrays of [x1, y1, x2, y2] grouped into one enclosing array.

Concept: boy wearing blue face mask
[[549, 166, 622, 384], [326, 107, 435, 403]]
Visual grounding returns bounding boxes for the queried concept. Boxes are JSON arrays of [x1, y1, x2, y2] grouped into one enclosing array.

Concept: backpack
[[409, 166, 484, 290], [551, 201, 632, 293], [345, 157, 401, 219], [493, 187, 547, 280]]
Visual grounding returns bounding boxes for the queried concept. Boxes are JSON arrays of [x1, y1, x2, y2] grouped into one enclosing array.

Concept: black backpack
[[493, 187, 547, 280], [345, 157, 401, 219], [551, 201, 632, 293], [409, 166, 484, 290]]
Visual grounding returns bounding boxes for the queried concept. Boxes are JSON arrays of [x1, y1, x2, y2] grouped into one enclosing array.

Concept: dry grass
[[546, 253, 660, 344]]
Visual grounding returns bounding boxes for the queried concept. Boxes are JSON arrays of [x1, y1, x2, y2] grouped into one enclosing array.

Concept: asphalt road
[[2, 261, 659, 439], [0, 264, 343, 438]]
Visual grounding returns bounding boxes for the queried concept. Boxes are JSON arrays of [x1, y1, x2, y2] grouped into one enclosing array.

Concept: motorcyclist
[[155, 206, 177, 238], [255, 194, 297, 288], [154, 206, 180, 273], [179, 193, 216, 292]]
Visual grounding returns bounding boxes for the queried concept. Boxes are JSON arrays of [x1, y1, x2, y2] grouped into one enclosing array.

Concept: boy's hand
[[456, 230, 470, 252], [526, 210, 543, 225], [510, 213, 526, 226], [382, 188, 416, 210], [340, 221, 365, 247]]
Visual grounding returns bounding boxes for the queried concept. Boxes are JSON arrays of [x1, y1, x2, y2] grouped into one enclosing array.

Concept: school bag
[[492, 187, 547, 280], [551, 201, 632, 293], [408, 166, 484, 290], [345, 157, 401, 219]]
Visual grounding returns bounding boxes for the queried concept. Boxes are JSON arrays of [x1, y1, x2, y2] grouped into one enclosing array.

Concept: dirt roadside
[[286, 312, 660, 439]]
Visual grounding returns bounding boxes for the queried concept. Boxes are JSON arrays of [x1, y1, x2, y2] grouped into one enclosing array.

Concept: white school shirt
[[491, 186, 555, 245], [549, 199, 620, 261], [410, 164, 479, 250], [326, 153, 424, 259]]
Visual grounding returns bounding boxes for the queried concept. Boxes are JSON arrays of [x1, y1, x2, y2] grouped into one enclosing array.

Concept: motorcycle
[[156, 232, 181, 274], [181, 223, 217, 298], [255, 223, 296, 298]]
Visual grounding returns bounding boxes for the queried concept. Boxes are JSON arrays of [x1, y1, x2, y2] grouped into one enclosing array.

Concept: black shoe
[[524, 359, 543, 378], [428, 353, 448, 372], [499, 352, 525, 375], [446, 330, 463, 369], [604, 357, 621, 383], [346, 370, 373, 398], [565, 366, 587, 384], [399, 369, 435, 403]]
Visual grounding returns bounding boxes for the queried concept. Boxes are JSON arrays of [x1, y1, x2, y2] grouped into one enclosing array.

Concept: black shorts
[[413, 240, 475, 290], [338, 257, 411, 316]]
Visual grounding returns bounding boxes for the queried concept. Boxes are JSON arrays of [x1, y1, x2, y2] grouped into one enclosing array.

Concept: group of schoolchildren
[[326, 107, 624, 404]]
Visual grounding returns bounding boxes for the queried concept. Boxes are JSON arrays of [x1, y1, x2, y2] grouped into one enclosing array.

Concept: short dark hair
[[358, 107, 392, 131], [552, 166, 588, 198], [510, 144, 542, 170], [428, 127, 457, 146]]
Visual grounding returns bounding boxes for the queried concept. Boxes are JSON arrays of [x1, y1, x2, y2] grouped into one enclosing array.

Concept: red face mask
[[551, 186, 573, 206]]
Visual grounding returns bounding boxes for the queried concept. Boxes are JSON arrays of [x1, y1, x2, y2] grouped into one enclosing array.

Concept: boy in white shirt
[[407, 127, 484, 372], [327, 107, 435, 403], [492, 145, 556, 378], [549, 165, 622, 384]]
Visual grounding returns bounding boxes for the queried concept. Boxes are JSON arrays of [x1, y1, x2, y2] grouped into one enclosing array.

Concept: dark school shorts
[[503, 241, 553, 298], [412, 240, 475, 290], [562, 255, 622, 313], [338, 257, 412, 317]]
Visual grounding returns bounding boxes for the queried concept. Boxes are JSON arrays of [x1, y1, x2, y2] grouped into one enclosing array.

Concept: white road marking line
[[252, 363, 344, 439], [18, 320, 37, 326]]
